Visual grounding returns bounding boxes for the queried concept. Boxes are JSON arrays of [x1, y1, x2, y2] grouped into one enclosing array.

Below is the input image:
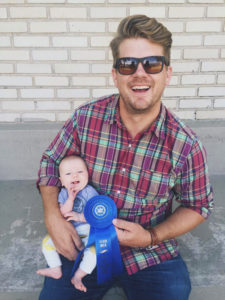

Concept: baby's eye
[[78, 171, 83, 174], [65, 172, 71, 175]]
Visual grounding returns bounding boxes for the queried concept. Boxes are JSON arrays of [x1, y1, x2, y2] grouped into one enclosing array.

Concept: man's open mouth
[[132, 85, 150, 92]]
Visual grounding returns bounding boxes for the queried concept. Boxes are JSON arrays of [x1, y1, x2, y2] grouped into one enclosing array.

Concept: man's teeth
[[132, 86, 150, 91]]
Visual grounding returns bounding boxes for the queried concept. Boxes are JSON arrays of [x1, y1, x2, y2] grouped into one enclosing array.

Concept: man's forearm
[[39, 185, 61, 225], [151, 206, 205, 244]]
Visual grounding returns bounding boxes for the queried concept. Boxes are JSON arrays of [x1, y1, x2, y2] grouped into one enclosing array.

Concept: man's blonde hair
[[110, 15, 172, 67]]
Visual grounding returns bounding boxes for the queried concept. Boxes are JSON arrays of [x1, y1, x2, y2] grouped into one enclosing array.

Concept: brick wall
[[0, 0, 224, 122]]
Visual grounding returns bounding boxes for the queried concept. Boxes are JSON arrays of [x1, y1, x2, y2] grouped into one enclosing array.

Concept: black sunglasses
[[114, 56, 169, 75]]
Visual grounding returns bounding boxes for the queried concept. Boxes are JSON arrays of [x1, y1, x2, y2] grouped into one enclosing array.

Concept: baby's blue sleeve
[[58, 188, 68, 205], [86, 185, 99, 200]]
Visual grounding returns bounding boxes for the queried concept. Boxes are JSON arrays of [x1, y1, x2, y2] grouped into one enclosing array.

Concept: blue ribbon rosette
[[71, 195, 123, 284]]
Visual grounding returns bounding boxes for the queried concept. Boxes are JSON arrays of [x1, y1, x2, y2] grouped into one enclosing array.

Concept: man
[[37, 15, 214, 300]]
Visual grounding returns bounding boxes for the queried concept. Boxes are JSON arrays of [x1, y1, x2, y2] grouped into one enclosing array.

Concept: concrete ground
[[0, 121, 225, 299]]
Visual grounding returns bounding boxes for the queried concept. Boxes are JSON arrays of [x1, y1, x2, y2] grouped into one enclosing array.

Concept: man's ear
[[112, 68, 118, 88], [166, 66, 173, 86]]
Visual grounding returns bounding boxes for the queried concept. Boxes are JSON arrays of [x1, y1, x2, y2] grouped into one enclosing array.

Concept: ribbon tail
[[110, 225, 124, 277], [95, 228, 112, 284]]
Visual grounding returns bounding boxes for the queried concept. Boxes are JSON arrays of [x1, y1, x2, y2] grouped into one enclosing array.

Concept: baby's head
[[59, 155, 88, 192]]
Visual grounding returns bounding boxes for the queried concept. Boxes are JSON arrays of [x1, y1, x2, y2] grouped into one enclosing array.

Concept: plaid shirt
[[38, 94, 214, 275]]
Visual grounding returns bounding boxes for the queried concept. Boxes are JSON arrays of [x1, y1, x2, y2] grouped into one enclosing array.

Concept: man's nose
[[135, 62, 147, 75]]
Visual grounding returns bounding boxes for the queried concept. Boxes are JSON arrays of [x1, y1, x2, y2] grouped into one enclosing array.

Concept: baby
[[37, 155, 98, 292]]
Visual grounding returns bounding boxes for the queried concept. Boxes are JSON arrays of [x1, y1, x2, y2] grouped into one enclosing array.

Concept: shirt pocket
[[134, 170, 171, 206]]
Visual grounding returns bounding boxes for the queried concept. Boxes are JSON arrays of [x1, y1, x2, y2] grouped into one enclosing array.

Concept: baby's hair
[[59, 155, 87, 174]]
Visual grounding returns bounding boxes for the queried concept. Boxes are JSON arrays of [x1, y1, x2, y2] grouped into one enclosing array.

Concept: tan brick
[[164, 87, 196, 97], [14, 36, 49, 47], [130, 6, 166, 18], [70, 22, 105, 33], [35, 76, 68, 86], [36, 101, 71, 110], [110, 0, 144, 3], [50, 7, 87, 18], [173, 35, 202, 46], [10, 7, 47, 18], [0, 37, 11, 47], [0, 22, 27, 33], [202, 61, 225, 72], [0, 50, 29, 61], [204, 35, 225, 46], [218, 74, 225, 84], [57, 89, 90, 98], [21, 89, 54, 98], [0, 64, 13, 73], [214, 99, 225, 108], [169, 6, 205, 18], [199, 87, 225, 97], [207, 6, 225, 18], [173, 110, 195, 120], [90, 7, 126, 18], [32, 50, 67, 61], [71, 50, 105, 61], [0, 89, 17, 98], [68, 0, 104, 2], [0, 8, 7, 18], [196, 110, 225, 120], [30, 22, 67, 33], [28, 0, 65, 3], [16, 64, 52, 74], [2, 101, 35, 111], [0, 76, 32, 86], [182, 74, 215, 85], [54, 63, 89, 74], [52, 37, 88, 47], [162, 21, 184, 33], [171, 61, 200, 73], [91, 36, 114, 47], [186, 21, 221, 32], [184, 48, 218, 59], [92, 88, 118, 98], [72, 76, 106, 86], [180, 99, 212, 109], [91, 63, 112, 73]]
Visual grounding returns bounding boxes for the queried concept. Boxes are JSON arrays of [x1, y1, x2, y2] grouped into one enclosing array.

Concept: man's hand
[[112, 219, 151, 248], [40, 185, 84, 261], [64, 211, 86, 223], [45, 211, 84, 260]]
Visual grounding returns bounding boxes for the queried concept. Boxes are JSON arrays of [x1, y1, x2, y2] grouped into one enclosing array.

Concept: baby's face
[[59, 158, 88, 192]]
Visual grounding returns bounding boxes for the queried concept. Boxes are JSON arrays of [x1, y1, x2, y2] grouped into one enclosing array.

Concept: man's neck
[[119, 102, 161, 139]]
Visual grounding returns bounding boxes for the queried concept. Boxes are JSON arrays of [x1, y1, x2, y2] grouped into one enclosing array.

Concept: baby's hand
[[68, 186, 78, 200], [64, 212, 86, 223]]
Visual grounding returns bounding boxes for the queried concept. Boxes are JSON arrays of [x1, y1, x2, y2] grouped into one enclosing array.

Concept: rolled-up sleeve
[[37, 116, 80, 187], [174, 138, 214, 219]]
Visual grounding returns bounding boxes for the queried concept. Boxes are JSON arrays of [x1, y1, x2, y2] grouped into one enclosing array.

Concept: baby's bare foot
[[37, 266, 62, 279], [71, 268, 87, 292]]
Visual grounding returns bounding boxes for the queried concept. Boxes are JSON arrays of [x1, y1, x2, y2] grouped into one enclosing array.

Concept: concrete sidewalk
[[0, 121, 225, 299]]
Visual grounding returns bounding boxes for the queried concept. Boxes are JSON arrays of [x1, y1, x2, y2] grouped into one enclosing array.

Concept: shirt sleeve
[[174, 138, 214, 219], [37, 115, 81, 187]]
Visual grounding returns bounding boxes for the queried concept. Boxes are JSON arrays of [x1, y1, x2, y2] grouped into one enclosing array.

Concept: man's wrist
[[147, 227, 159, 246]]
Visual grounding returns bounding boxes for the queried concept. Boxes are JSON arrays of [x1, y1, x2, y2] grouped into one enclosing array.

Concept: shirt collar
[[107, 94, 166, 140]]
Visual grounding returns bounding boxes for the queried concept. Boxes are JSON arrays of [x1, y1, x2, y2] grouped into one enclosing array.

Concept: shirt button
[[128, 144, 132, 148], [122, 168, 126, 173], [117, 190, 120, 194]]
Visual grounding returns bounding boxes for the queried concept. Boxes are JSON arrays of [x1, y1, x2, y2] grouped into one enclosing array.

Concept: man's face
[[59, 158, 88, 192], [112, 38, 172, 116]]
